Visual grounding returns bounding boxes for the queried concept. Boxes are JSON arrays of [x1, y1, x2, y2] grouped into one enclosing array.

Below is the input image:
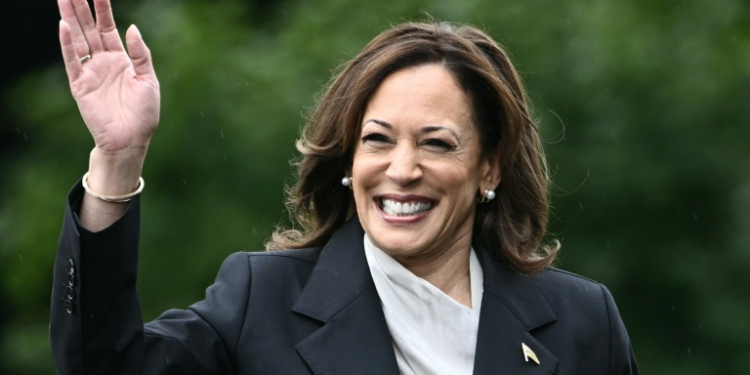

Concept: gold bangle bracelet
[[81, 172, 145, 203]]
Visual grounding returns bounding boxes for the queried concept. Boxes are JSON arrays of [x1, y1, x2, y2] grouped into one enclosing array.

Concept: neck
[[393, 233, 474, 308]]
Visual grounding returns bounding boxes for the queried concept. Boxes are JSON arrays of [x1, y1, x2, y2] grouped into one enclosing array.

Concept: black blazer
[[51, 183, 639, 374]]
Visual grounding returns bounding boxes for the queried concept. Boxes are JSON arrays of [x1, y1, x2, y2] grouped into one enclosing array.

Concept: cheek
[[351, 152, 386, 184], [426, 158, 480, 187], [441, 167, 483, 206], [350, 155, 378, 205]]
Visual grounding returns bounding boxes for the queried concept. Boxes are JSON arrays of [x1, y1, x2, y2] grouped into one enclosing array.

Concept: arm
[[57, 0, 159, 231], [50, 182, 143, 374], [51, 0, 236, 372], [51, 183, 251, 374], [600, 285, 640, 375]]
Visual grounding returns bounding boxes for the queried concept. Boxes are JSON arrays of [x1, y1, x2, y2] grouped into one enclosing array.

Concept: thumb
[[126, 25, 156, 77]]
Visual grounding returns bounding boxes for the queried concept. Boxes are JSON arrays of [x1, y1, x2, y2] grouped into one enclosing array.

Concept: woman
[[51, 0, 639, 374]]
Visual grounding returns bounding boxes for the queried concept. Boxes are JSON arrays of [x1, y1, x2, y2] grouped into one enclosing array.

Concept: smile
[[378, 198, 435, 217]]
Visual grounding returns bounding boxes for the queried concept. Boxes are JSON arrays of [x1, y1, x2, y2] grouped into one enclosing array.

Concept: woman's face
[[351, 64, 496, 266]]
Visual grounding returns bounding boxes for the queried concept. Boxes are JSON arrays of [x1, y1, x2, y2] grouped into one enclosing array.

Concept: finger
[[93, 0, 124, 52], [126, 25, 156, 77], [60, 20, 83, 82], [71, 0, 104, 53], [58, 0, 90, 57]]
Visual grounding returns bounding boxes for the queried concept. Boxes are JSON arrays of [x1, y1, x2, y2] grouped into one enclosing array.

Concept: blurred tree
[[0, 0, 748, 373]]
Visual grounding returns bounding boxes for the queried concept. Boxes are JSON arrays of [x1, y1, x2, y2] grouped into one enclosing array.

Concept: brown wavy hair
[[268, 21, 558, 274]]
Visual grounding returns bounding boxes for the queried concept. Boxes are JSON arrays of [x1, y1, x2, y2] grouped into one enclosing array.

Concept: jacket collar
[[292, 217, 558, 374], [473, 242, 559, 374], [292, 218, 400, 374]]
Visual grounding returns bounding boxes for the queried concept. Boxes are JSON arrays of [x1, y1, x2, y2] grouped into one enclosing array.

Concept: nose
[[385, 144, 422, 186]]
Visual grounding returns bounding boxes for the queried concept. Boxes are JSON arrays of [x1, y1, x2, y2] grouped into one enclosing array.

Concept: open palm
[[59, 0, 160, 153]]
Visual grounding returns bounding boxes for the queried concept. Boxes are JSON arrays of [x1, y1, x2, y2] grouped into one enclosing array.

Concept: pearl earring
[[484, 189, 496, 200], [341, 176, 352, 187], [478, 189, 496, 203]]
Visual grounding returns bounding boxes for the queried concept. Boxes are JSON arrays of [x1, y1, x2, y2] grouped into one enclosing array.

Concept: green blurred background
[[2, 0, 749, 373]]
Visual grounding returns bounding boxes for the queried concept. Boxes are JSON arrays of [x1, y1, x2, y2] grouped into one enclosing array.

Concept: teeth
[[381, 199, 433, 216]]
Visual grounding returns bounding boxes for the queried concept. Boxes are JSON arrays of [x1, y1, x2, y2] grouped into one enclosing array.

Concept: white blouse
[[364, 235, 484, 375]]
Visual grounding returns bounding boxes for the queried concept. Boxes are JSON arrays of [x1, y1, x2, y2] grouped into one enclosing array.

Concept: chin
[[367, 229, 430, 257]]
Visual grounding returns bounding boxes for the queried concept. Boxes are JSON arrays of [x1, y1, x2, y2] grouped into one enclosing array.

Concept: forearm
[[51, 186, 247, 373], [80, 146, 147, 232], [51, 182, 144, 374]]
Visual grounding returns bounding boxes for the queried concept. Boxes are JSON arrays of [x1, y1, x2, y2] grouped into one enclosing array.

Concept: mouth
[[376, 196, 436, 217]]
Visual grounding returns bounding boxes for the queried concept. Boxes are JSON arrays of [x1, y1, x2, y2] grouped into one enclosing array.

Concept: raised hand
[[58, 0, 161, 230], [58, 0, 160, 155]]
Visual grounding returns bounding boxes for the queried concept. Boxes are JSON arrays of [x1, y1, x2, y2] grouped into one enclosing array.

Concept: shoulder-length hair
[[268, 21, 558, 274]]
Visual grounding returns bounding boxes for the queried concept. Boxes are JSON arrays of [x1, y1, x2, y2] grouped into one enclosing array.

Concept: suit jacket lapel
[[473, 245, 559, 375], [292, 218, 399, 375], [291, 218, 559, 375]]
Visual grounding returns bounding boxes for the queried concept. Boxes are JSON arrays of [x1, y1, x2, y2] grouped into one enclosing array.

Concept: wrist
[[87, 146, 148, 196]]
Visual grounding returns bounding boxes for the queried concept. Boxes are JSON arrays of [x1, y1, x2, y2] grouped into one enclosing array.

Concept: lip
[[373, 194, 437, 224]]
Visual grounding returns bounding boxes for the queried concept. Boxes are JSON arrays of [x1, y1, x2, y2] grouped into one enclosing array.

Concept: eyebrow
[[364, 119, 392, 128], [363, 119, 460, 139]]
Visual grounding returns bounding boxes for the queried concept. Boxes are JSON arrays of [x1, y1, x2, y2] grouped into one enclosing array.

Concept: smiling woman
[[271, 24, 558, 276], [50, 0, 639, 373]]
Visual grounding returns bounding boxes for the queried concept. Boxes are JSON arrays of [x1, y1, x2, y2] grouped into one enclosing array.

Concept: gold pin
[[522, 343, 540, 365]]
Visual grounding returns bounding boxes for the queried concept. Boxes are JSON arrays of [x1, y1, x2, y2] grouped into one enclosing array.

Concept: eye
[[422, 138, 455, 151], [362, 133, 392, 144]]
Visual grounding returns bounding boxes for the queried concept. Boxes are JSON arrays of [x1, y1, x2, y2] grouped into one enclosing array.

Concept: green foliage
[[1, 0, 748, 373]]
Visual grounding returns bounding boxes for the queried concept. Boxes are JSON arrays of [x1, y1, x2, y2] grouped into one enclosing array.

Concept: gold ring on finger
[[79, 54, 92, 63]]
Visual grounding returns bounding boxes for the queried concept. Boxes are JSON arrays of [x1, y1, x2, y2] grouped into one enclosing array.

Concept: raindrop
[[24, 133, 28, 141], [579, 202, 583, 210], [183, 179, 187, 186], [220, 131, 225, 138], [692, 212, 698, 222], [200, 112, 205, 117], [687, 347, 691, 355], [18, 254, 23, 261]]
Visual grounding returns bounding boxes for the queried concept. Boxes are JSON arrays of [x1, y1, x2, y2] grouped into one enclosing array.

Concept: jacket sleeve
[[50, 181, 251, 375], [600, 285, 640, 375]]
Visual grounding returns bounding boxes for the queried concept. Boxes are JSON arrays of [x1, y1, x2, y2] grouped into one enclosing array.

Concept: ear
[[479, 150, 502, 191]]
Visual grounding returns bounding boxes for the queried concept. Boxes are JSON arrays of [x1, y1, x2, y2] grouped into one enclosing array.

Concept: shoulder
[[216, 248, 323, 292], [535, 267, 602, 293], [530, 268, 638, 372], [220, 247, 322, 268], [531, 267, 620, 326], [251, 247, 323, 264]]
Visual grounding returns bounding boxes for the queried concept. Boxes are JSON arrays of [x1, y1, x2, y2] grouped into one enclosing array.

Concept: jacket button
[[67, 273, 76, 287], [66, 286, 76, 301], [64, 300, 75, 314], [67, 258, 75, 270]]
